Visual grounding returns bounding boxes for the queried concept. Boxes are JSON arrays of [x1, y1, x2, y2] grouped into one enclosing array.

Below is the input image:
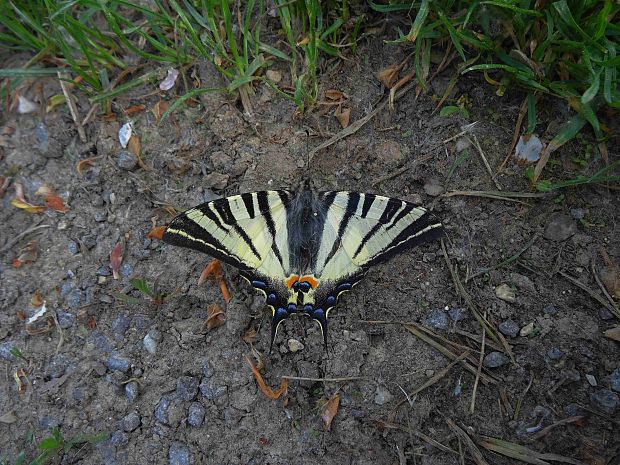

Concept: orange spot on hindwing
[[286, 275, 299, 289], [299, 275, 318, 289]]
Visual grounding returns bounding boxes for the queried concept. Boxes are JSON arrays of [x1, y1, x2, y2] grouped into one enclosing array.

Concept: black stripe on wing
[[323, 192, 360, 267], [213, 198, 261, 260], [352, 197, 403, 260]]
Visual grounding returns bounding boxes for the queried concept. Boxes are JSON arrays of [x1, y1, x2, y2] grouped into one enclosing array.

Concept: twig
[[440, 122, 479, 146], [307, 81, 415, 163], [380, 420, 459, 455], [529, 416, 585, 441], [446, 419, 489, 465], [0, 221, 49, 255], [513, 372, 534, 420], [467, 233, 540, 281], [441, 189, 547, 205], [497, 97, 528, 172], [57, 72, 87, 143], [469, 312, 486, 414], [591, 257, 620, 317], [371, 165, 410, 187], [559, 271, 620, 319], [469, 134, 502, 190]]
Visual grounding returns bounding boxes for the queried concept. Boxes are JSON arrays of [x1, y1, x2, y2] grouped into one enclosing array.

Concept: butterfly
[[163, 180, 443, 350]]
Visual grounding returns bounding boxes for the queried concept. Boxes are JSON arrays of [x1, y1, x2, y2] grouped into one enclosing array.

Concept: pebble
[[121, 412, 141, 432], [91, 331, 112, 352], [544, 214, 577, 241], [0, 343, 17, 361], [108, 430, 128, 446], [563, 403, 586, 418], [589, 389, 619, 414], [287, 338, 304, 352], [543, 305, 558, 315], [120, 263, 133, 278], [72, 386, 86, 402], [519, 322, 535, 337], [125, 381, 139, 403], [499, 320, 519, 338], [155, 396, 172, 424], [448, 308, 467, 321], [94, 211, 107, 222], [97, 266, 112, 276], [169, 442, 190, 465], [187, 402, 205, 427], [132, 315, 152, 331], [117, 150, 138, 170], [423, 179, 444, 197], [60, 282, 73, 299], [112, 314, 130, 338], [39, 416, 59, 429], [80, 234, 97, 250], [143, 332, 158, 354], [373, 386, 394, 405], [598, 308, 614, 320], [35, 122, 49, 151], [509, 273, 536, 293], [424, 309, 449, 330], [66, 289, 83, 308], [106, 355, 130, 373], [483, 351, 509, 368], [547, 347, 564, 360], [202, 360, 214, 378], [495, 284, 516, 303], [57, 311, 75, 329], [562, 369, 581, 383], [569, 207, 585, 220], [585, 374, 597, 386], [176, 376, 199, 401], [46, 353, 72, 379], [204, 172, 229, 190], [199, 380, 226, 400], [609, 369, 620, 393], [68, 241, 79, 254]]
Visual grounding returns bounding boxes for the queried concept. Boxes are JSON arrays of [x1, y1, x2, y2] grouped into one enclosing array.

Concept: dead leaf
[[376, 63, 403, 88], [297, 37, 310, 46], [151, 100, 169, 124], [110, 243, 123, 280], [321, 393, 341, 430], [205, 303, 226, 330], [147, 225, 166, 240], [604, 326, 620, 342], [242, 327, 258, 344], [127, 134, 141, 157], [30, 291, 43, 307], [325, 89, 346, 101], [46, 94, 66, 113], [245, 355, 288, 400], [76, 156, 100, 176], [35, 184, 68, 212], [334, 105, 351, 129], [124, 104, 145, 115], [11, 182, 45, 213], [12, 242, 38, 268]]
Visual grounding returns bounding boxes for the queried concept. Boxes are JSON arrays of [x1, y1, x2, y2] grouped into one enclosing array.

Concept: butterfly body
[[163, 181, 442, 349]]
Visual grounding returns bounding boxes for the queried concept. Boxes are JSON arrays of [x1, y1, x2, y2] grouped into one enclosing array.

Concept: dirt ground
[[1, 35, 619, 465]]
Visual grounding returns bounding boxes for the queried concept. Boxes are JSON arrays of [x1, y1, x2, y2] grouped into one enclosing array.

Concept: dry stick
[[446, 419, 490, 465], [591, 257, 620, 316], [57, 72, 87, 143], [0, 221, 49, 255], [513, 372, 534, 421], [469, 134, 502, 190], [529, 416, 585, 441], [497, 97, 528, 172], [559, 271, 620, 319], [441, 190, 547, 206], [469, 312, 486, 414], [442, 122, 479, 145], [307, 81, 415, 163]]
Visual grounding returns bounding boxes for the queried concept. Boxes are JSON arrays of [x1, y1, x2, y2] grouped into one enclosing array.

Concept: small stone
[[547, 347, 564, 360], [448, 308, 467, 321], [72, 386, 86, 401], [176, 376, 199, 401], [562, 369, 581, 383], [265, 70, 282, 83], [169, 442, 190, 465], [202, 360, 214, 378], [108, 430, 128, 446], [424, 309, 449, 330], [287, 338, 304, 352], [80, 234, 97, 250], [35, 122, 49, 149], [373, 386, 394, 405], [598, 308, 614, 320], [423, 179, 444, 197], [520, 322, 535, 337], [112, 314, 130, 338], [46, 353, 71, 379], [586, 374, 597, 386], [57, 311, 75, 329], [39, 416, 59, 429], [66, 289, 82, 308], [0, 343, 17, 361], [204, 172, 229, 190], [68, 241, 79, 254], [187, 402, 205, 427], [117, 150, 138, 170], [125, 381, 139, 403], [589, 389, 619, 414], [97, 266, 112, 276], [544, 214, 577, 242], [199, 380, 226, 400], [120, 263, 133, 277], [425, 370, 435, 377], [543, 305, 558, 315], [143, 332, 158, 354], [484, 351, 509, 368], [609, 369, 620, 393], [563, 403, 586, 418], [121, 412, 141, 432], [106, 355, 130, 373], [94, 211, 107, 222], [495, 284, 516, 303], [499, 320, 519, 338], [569, 208, 584, 220], [509, 273, 536, 293]]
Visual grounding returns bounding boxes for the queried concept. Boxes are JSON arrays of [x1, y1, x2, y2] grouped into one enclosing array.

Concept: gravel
[[176, 376, 199, 401], [57, 311, 76, 329], [424, 309, 449, 330], [609, 368, 620, 393], [589, 389, 619, 414], [121, 412, 141, 432], [125, 381, 139, 403], [117, 150, 138, 170], [499, 320, 519, 338], [202, 360, 214, 378], [106, 355, 130, 373], [448, 308, 467, 321], [373, 386, 394, 405], [484, 352, 509, 368], [169, 442, 190, 465], [547, 347, 564, 360], [187, 402, 205, 427], [200, 380, 226, 400]]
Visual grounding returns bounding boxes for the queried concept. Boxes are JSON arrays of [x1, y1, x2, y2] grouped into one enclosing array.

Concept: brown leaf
[[334, 105, 351, 129], [36, 184, 67, 213], [13, 242, 38, 267], [147, 225, 166, 240], [151, 100, 169, 124], [376, 64, 403, 89], [76, 156, 100, 176], [127, 134, 141, 157], [325, 89, 346, 101], [124, 104, 145, 115], [604, 326, 620, 342], [205, 303, 226, 330], [104, 113, 117, 122], [110, 243, 123, 280], [11, 182, 45, 213], [321, 393, 341, 430], [245, 355, 288, 400], [30, 291, 44, 307], [242, 327, 258, 344]]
